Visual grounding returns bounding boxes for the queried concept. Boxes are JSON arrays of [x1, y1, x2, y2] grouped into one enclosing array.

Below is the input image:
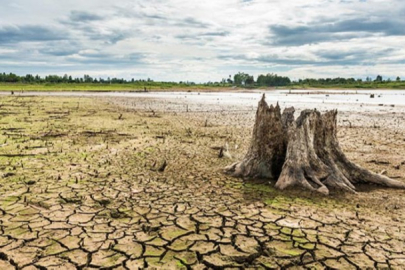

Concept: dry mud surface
[[0, 96, 404, 269]]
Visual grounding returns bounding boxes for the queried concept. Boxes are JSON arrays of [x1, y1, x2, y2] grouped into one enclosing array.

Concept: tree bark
[[224, 95, 285, 179], [226, 95, 405, 194]]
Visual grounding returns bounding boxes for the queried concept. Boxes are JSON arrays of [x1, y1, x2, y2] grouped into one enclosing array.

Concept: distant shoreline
[[1, 85, 405, 93]]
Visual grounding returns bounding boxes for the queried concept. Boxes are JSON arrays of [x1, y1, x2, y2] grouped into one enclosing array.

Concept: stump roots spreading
[[225, 94, 405, 195]]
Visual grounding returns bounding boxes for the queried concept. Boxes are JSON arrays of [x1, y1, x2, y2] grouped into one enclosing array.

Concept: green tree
[[245, 75, 254, 86], [233, 72, 250, 86], [256, 73, 291, 87], [83, 74, 93, 83]]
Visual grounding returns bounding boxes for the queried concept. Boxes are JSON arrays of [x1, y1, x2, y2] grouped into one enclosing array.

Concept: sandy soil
[[0, 96, 404, 269]]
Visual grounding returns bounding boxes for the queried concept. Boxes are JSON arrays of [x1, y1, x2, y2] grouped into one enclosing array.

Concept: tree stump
[[224, 97, 285, 179], [225, 95, 405, 194]]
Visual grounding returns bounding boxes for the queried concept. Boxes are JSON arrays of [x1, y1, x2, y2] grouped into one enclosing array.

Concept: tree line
[[0, 72, 172, 85], [231, 72, 291, 87], [0, 72, 402, 87], [296, 75, 401, 86], [230, 72, 402, 87]]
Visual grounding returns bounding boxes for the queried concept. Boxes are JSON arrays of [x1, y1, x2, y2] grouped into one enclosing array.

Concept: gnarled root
[[275, 110, 356, 195], [226, 97, 405, 195], [320, 111, 405, 189]]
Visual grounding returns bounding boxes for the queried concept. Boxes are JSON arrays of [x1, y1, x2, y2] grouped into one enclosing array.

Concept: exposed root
[[227, 97, 405, 194]]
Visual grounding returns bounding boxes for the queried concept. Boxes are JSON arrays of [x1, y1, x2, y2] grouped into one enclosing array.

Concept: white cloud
[[1, 0, 405, 82]]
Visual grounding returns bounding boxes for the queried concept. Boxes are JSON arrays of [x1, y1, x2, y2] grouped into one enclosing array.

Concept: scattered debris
[[367, 160, 390, 165], [158, 160, 167, 172]]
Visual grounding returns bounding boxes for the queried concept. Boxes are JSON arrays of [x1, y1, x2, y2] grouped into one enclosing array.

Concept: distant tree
[[256, 73, 291, 87], [83, 74, 93, 83], [347, 78, 356, 84], [24, 74, 34, 83], [396, 76, 401, 82], [45, 75, 62, 83], [257, 74, 266, 86], [62, 74, 69, 83], [234, 72, 250, 86], [245, 75, 255, 86], [375, 75, 383, 82]]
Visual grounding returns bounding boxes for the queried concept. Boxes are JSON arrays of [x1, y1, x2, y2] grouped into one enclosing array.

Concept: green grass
[[0, 83, 231, 91], [1, 81, 405, 91], [289, 81, 405, 89]]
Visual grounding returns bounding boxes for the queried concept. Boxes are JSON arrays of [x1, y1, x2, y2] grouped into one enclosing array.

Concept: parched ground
[[0, 96, 404, 269]]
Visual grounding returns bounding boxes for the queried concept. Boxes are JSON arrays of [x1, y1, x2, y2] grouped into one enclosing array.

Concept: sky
[[1, 0, 405, 82]]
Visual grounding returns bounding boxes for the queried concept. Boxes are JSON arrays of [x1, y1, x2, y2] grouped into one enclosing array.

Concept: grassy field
[[0, 83, 231, 92], [1, 81, 405, 92], [291, 81, 405, 89], [0, 96, 404, 268]]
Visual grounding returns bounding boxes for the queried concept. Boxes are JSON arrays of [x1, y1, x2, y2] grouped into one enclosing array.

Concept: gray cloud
[[176, 17, 209, 28], [84, 29, 129, 44], [202, 31, 229, 37], [69, 11, 103, 22], [218, 54, 317, 66], [67, 52, 146, 65], [269, 18, 405, 46], [0, 25, 66, 44], [316, 48, 395, 61], [116, 7, 210, 29], [38, 41, 82, 56], [176, 31, 229, 41], [60, 17, 130, 44], [40, 48, 78, 57], [218, 47, 399, 67]]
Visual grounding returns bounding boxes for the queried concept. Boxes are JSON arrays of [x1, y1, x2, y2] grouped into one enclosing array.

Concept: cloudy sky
[[1, 0, 405, 82]]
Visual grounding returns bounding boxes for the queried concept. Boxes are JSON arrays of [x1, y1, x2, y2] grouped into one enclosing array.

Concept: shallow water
[[2, 89, 405, 112]]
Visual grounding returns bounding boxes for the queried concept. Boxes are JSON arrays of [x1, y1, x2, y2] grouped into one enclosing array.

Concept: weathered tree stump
[[224, 98, 285, 179], [225, 94, 405, 194]]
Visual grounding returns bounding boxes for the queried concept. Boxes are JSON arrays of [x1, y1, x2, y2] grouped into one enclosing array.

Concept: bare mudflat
[[0, 95, 404, 269]]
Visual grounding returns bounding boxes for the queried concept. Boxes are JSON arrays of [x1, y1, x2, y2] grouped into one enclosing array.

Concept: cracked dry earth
[[0, 96, 404, 269]]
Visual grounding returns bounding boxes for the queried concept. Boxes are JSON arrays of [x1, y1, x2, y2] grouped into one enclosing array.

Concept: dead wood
[[224, 95, 286, 179], [225, 95, 405, 194]]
